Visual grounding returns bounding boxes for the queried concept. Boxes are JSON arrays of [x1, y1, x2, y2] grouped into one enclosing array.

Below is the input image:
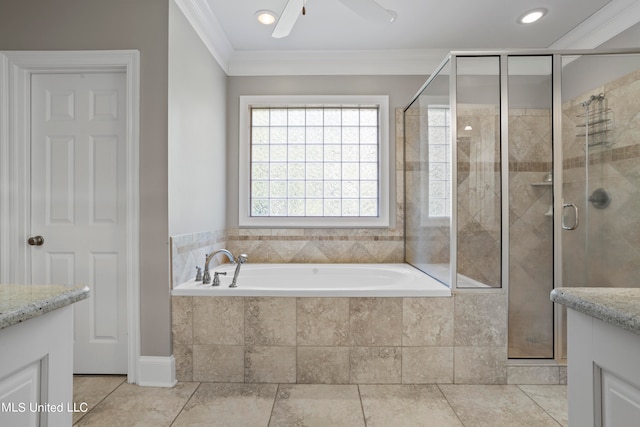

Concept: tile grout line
[[72, 376, 127, 426], [436, 383, 468, 427], [516, 385, 564, 427], [357, 384, 368, 427], [168, 382, 202, 427], [267, 383, 280, 426]]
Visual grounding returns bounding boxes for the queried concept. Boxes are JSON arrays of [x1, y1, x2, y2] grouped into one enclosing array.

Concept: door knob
[[27, 235, 44, 246]]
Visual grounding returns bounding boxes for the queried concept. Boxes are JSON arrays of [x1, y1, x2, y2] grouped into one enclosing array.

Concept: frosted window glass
[[342, 163, 359, 180], [324, 163, 341, 180], [288, 109, 305, 126], [342, 127, 359, 144], [288, 146, 305, 161], [324, 199, 341, 216], [343, 145, 359, 161], [342, 109, 359, 125], [252, 163, 269, 179], [324, 145, 341, 162], [253, 146, 269, 162], [324, 109, 341, 125], [306, 146, 323, 162], [270, 181, 287, 198], [252, 199, 269, 216], [252, 127, 269, 144], [342, 199, 359, 216], [306, 109, 323, 125], [288, 163, 305, 180], [288, 199, 305, 216], [270, 199, 287, 215], [288, 127, 305, 144], [249, 106, 381, 219], [252, 109, 269, 126], [288, 181, 305, 198], [270, 145, 287, 162], [271, 127, 287, 144], [270, 109, 287, 126], [252, 181, 269, 198]]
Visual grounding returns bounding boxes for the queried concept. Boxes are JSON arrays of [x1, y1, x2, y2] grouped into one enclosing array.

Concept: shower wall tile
[[297, 347, 350, 384], [402, 347, 454, 384]]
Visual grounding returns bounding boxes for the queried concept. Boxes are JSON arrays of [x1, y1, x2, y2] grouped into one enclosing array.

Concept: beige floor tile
[[519, 385, 568, 427], [74, 382, 198, 426], [359, 385, 463, 427], [439, 384, 562, 427], [72, 375, 126, 424], [269, 384, 365, 427], [172, 383, 277, 427]]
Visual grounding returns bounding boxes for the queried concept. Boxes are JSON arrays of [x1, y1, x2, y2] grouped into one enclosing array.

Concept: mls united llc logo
[[1, 402, 88, 413]]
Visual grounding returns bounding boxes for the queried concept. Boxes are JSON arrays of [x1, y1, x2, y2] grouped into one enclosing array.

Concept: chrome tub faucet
[[202, 249, 235, 284], [230, 254, 248, 288]]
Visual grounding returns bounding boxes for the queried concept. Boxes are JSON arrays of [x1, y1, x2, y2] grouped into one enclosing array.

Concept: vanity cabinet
[[551, 288, 640, 427]]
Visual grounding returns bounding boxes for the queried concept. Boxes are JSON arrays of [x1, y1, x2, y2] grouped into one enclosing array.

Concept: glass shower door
[[559, 53, 640, 360]]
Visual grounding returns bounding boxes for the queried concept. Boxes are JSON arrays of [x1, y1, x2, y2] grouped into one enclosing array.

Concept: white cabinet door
[[0, 361, 40, 427], [30, 73, 128, 374], [602, 370, 640, 427]]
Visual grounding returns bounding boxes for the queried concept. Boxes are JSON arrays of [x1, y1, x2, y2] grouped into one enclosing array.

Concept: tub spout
[[203, 249, 235, 284], [230, 254, 247, 288]]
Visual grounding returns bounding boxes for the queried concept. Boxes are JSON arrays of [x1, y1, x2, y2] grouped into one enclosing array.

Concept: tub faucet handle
[[212, 271, 226, 287], [195, 266, 202, 282]]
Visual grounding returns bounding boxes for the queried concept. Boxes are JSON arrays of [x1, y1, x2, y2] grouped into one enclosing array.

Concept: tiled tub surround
[[171, 229, 227, 288], [172, 293, 566, 385]]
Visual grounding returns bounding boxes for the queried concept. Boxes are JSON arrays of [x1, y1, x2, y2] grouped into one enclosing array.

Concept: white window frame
[[239, 95, 390, 228]]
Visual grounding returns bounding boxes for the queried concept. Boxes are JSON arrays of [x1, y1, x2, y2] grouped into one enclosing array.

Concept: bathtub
[[171, 263, 451, 297]]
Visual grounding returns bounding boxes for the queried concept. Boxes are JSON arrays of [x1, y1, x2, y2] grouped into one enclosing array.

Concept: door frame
[[0, 50, 141, 383]]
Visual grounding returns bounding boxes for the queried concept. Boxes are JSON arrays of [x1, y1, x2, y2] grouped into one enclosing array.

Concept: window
[[427, 106, 451, 218], [239, 96, 390, 227]]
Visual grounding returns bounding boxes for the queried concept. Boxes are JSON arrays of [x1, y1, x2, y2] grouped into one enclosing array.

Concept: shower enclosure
[[404, 50, 640, 361]]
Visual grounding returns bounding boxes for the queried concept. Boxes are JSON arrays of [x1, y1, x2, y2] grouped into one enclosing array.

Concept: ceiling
[[176, 0, 640, 75]]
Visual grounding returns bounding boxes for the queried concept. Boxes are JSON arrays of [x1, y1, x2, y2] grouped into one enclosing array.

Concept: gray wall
[[169, 0, 228, 236], [0, 0, 171, 357], [226, 75, 427, 227]]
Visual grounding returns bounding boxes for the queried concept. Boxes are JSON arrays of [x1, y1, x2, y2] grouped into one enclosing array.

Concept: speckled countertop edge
[[0, 284, 90, 330], [551, 287, 640, 335]]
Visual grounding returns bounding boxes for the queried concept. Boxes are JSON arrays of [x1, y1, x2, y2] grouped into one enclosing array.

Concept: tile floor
[[72, 376, 568, 426]]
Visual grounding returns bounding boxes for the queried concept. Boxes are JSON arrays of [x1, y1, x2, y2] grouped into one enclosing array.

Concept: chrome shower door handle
[[562, 203, 579, 230]]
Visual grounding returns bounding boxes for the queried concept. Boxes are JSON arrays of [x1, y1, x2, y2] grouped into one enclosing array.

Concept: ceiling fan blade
[[336, 0, 397, 23], [272, 0, 305, 38]]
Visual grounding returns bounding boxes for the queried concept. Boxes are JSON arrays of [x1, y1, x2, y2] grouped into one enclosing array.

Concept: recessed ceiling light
[[256, 10, 277, 25], [518, 8, 548, 24]]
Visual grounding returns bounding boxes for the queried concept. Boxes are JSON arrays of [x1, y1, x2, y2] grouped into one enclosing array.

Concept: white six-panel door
[[30, 73, 128, 374]]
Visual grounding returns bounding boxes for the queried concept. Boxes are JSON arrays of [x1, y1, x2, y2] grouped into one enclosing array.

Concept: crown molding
[[549, 0, 640, 49], [173, 0, 233, 74], [227, 49, 449, 76]]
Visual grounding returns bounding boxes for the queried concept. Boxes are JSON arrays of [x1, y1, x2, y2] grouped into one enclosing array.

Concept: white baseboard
[[137, 356, 177, 387]]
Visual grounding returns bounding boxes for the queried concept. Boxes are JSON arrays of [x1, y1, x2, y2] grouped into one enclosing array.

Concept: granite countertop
[[551, 287, 640, 335], [0, 284, 90, 330]]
